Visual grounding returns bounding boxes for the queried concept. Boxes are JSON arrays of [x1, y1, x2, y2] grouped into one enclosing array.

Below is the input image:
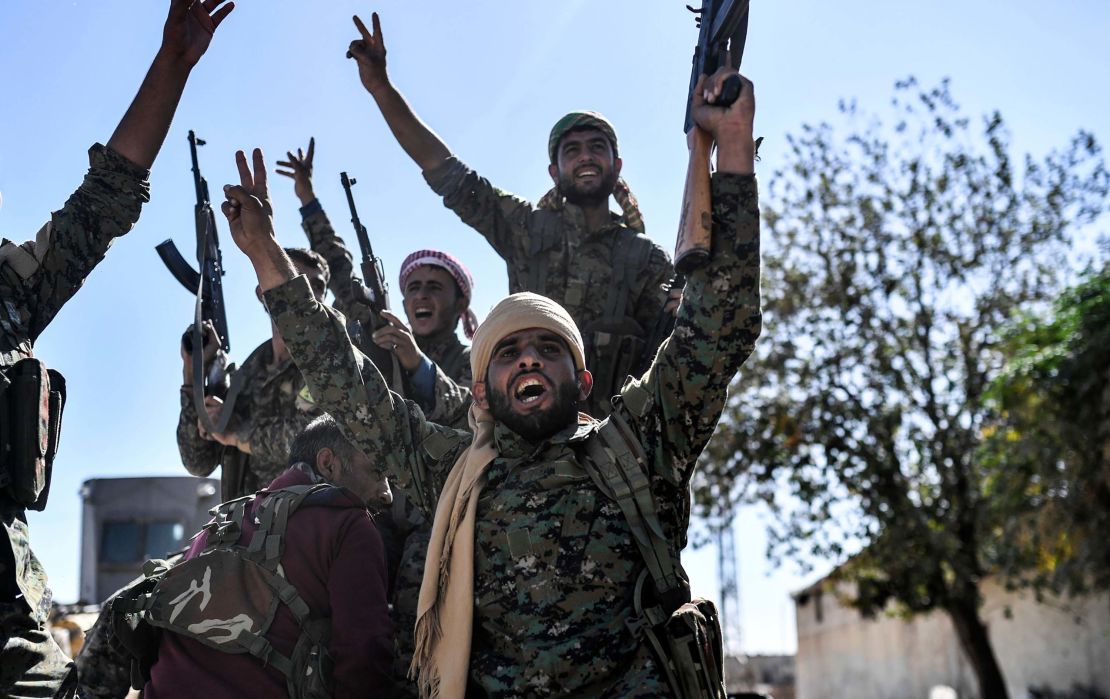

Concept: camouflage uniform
[[299, 200, 471, 408], [73, 598, 133, 699], [0, 144, 149, 697], [300, 199, 472, 692], [176, 340, 321, 500], [267, 173, 761, 698], [423, 157, 675, 418]]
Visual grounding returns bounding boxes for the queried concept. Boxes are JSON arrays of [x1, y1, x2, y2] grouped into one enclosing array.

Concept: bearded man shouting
[[223, 67, 761, 698]]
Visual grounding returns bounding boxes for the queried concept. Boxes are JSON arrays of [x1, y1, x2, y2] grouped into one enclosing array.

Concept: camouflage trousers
[[1, 605, 77, 698], [73, 609, 133, 699]]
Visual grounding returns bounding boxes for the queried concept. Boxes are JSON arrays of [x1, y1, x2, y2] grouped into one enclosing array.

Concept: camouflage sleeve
[[242, 405, 319, 467], [423, 363, 472, 430], [23, 144, 150, 341], [619, 173, 762, 486], [74, 609, 133, 699], [264, 276, 468, 514], [423, 156, 536, 263], [299, 199, 372, 327], [177, 386, 221, 477]]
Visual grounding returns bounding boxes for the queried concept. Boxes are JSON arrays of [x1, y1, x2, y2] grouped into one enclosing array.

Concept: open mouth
[[574, 167, 600, 180], [513, 375, 549, 405], [413, 307, 434, 320]]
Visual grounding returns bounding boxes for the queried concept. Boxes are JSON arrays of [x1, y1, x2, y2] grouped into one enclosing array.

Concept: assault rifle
[[675, 0, 751, 273], [340, 172, 390, 317], [156, 131, 231, 355], [156, 131, 240, 454], [643, 1, 751, 374], [339, 171, 402, 389]]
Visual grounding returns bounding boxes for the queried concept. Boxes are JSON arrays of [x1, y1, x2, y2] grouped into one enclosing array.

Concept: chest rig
[[526, 211, 659, 415]]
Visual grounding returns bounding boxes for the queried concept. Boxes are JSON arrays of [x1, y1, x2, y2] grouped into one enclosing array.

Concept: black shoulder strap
[[580, 413, 688, 610], [525, 211, 561, 295], [603, 230, 654, 322], [245, 484, 335, 569]]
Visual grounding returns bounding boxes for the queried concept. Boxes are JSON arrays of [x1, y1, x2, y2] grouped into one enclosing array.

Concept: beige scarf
[[411, 292, 585, 698]]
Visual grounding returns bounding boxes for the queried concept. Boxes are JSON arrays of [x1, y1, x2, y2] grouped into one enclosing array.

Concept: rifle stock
[[675, 0, 751, 273], [675, 127, 715, 274]]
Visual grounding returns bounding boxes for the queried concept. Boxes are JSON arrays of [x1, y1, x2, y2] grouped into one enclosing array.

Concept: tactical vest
[[110, 483, 359, 698], [0, 250, 66, 511], [526, 212, 659, 416], [576, 388, 727, 699]]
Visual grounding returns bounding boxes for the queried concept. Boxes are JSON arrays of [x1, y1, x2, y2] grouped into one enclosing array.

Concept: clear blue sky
[[1, 0, 1107, 656]]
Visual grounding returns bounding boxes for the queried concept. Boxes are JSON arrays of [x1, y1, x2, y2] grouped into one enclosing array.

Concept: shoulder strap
[[198, 493, 254, 552], [245, 484, 334, 568], [603, 230, 654, 322], [525, 211, 561, 295], [580, 414, 688, 609]]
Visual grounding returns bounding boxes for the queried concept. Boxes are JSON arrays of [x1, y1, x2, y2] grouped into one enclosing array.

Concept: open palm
[[162, 0, 235, 66]]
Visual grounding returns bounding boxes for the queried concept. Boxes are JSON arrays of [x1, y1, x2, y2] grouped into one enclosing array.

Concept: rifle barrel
[[340, 171, 375, 263]]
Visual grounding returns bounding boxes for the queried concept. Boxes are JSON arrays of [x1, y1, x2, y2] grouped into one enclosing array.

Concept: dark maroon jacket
[[144, 467, 394, 698]]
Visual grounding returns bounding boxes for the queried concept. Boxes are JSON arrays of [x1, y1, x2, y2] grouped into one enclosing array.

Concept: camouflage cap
[[548, 111, 619, 162]]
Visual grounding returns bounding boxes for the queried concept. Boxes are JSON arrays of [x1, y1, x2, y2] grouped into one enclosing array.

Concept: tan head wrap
[[411, 292, 584, 697]]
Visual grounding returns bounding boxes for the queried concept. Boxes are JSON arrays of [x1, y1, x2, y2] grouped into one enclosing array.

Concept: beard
[[488, 376, 581, 443], [558, 167, 618, 208]]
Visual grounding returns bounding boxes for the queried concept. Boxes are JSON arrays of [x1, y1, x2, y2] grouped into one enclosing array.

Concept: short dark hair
[[288, 414, 358, 473], [284, 247, 330, 286]]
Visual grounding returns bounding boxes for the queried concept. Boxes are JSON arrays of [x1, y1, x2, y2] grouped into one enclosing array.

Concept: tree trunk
[[946, 598, 1009, 699]]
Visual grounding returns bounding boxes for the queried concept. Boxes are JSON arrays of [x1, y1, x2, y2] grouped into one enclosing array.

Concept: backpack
[[110, 483, 356, 698], [579, 399, 727, 699]]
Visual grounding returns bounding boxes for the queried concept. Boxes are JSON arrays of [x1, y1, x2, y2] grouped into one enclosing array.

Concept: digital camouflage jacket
[[1, 144, 148, 698], [302, 200, 472, 692], [1, 144, 149, 627], [267, 173, 761, 698], [424, 157, 675, 418]]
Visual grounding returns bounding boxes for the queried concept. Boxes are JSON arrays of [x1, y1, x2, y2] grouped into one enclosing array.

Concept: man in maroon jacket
[[141, 414, 395, 698]]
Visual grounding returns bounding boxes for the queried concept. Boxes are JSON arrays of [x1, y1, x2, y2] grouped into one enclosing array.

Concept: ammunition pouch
[[0, 357, 66, 510], [654, 598, 727, 699], [626, 570, 726, 699], [581, 415, 727, 699], [582, 316, 647, 412]]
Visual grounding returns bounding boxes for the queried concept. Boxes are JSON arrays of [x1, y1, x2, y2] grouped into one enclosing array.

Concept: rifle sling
[[190, 214, 245, 436]]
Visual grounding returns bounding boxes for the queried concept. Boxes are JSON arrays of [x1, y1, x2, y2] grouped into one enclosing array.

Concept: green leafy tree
[[981, 265, 1110, 596], [698, 78, 1108, 699]]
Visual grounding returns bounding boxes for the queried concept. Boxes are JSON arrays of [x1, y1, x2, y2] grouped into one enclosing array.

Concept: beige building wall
[[794, 578, 1110, 699]]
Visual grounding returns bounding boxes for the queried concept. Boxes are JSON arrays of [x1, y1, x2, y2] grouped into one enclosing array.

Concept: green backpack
[[110, 483, 358, 698], [579, 397, 728, 699]]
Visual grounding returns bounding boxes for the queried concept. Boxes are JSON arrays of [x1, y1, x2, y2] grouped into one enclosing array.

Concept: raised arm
[[108, 0, 235, 169], [276, 138, 372, 323], [347, 13, 541, 262], [14, 0, 234, 341], [622, 70, 761, 485], [223, 149, 464, 512], [347, 13, 450, 172]]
